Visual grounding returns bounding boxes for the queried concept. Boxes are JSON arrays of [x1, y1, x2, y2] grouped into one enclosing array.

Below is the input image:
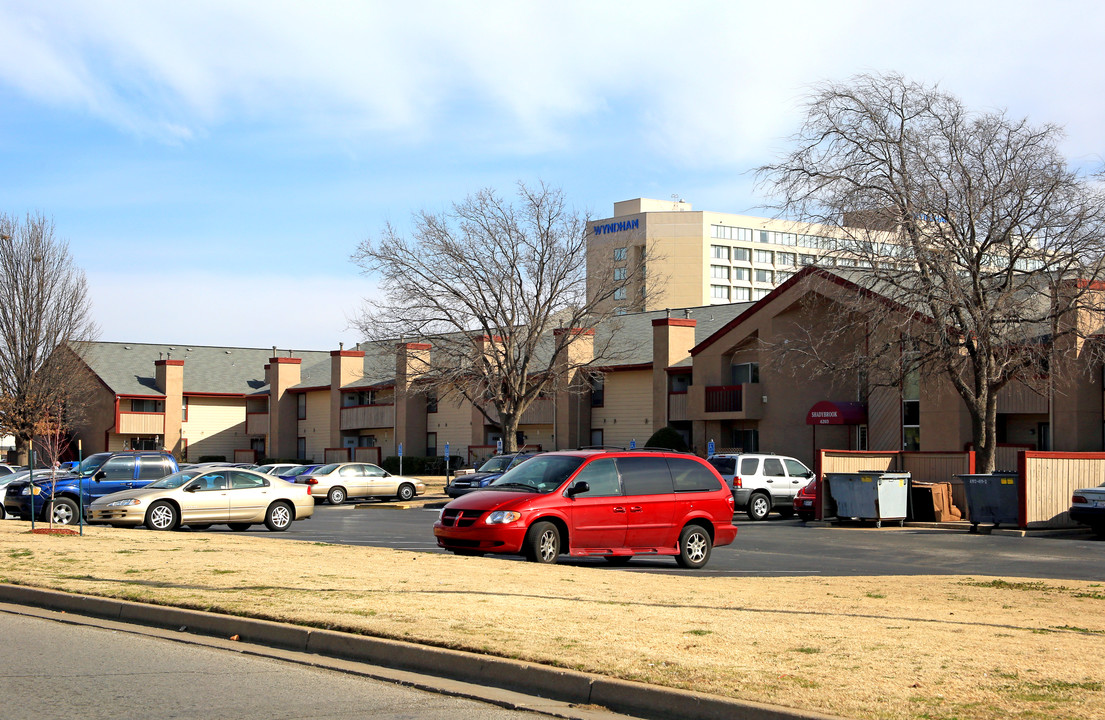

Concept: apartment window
[[731, 362, 760, 385], [344, 390, 375, 406], [837, 258, 857, 267], [903, 359, 921, 451], [613, 287, 627, 300], [732, 267, 749, 281], [776, 271, 793, 282], [753, 288, 771, 300], [297, 393, 306, 420], [800, 254, 817, 265], [776, 252, 796, 266], [130, 399, 164, 413], [732, 247, 749, 262], [732, 428, 759, 452], [613, 267, 627, 281], [710, 265, 729, 280], [754, 269, 774, 283], [182, 397, 188, 422], [296, 437, 306, 460], [754, 250, 773, 264], [426, 391, 438, 413], [732, 287, 751, 301], [591, 375, 605, 408], [613, 247, 627, 261], [710, 245, 730, 261], [426, 432, 437, 457], [711, 285, 729, 300]]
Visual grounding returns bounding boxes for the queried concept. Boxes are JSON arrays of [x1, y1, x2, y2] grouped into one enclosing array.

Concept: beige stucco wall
[[181, 396, 248, 461], [591, 369, 652, 448], [298, 390, 331, 462], [428, 391, 475, 460]]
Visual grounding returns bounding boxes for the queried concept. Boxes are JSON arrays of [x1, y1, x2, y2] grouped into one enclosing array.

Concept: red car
[[433, 449, 737, 569]]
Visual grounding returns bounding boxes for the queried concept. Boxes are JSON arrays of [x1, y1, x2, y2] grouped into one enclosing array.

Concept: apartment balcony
[[668, 391, 688, 421], [246, 412, 269, 436], [117, 412, 165, 435], [340, 403, 395, 430], [519, 397, 554, 425], [687, 383, 764, 420]]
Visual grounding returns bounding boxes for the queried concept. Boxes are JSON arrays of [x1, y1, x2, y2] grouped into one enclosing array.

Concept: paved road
[[193, 504, 1105, 581], [0, 609, 582, 720]]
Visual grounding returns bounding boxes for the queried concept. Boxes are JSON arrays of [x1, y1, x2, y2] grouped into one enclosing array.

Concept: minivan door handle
[[612, 507, 626, 514], [629, 506, 643, 513]]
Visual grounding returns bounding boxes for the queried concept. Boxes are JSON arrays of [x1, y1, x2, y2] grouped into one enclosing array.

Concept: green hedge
[[381, 455, 466, 475]]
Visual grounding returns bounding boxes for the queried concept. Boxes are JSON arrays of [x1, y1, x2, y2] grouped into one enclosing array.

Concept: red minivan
[[433, 449, 737, 568]]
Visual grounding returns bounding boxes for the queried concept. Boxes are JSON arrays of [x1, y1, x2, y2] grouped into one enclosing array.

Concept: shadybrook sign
[[591, 218, 639, 235]]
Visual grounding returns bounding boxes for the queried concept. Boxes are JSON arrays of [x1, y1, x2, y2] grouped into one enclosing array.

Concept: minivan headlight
[[485, 511, 521, 524]]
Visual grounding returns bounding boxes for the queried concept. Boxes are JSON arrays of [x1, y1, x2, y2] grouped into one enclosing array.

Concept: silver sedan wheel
[[266, 503, 292, 531], [147, 502, 177, 531]]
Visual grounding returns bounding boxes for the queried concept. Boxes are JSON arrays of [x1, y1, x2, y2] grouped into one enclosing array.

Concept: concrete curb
[[0, 583, 839, 720]]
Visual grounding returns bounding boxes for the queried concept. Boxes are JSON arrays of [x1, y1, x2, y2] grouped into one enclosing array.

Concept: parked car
[[3, 451, 179, 525], [254, 463, 302, 476], [0, 470, 33, 519], [707, 453, 814, 520], [88, 467, 313, 532], [446, 453, 538, 498], [278, 464, 320, 481], [794, 477, 818, 521], [296, 462, 426, 504], [1070, 481, 1105, 537], [0, 464, 26, 476], [434, 449, 737, 568]]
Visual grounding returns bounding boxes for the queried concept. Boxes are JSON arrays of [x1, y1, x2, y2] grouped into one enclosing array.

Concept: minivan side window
[[739, 457, 760, 475], [571, 459, 621, 497], [763, 458, 786, 476], [669, 458, 723, 493], [616, 457, 674, 496]]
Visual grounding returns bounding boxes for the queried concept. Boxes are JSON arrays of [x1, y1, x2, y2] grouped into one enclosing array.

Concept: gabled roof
[[72, 341, 330, 397]]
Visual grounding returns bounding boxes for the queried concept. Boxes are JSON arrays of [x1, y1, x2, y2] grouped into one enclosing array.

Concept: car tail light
[[1072, 494, 1087, 504], [733, 476, 743, 489], [305, 478, 318, 485]]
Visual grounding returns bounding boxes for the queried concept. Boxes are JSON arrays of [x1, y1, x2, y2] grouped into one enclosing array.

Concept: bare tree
[[758, 72, 1105, 472], [352, 182, 650, 453], [0, 212, 99, 465]]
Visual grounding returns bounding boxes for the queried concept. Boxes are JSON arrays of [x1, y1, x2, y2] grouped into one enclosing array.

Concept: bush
[[381, 455, 466, 475], [644, 426, 690, 452]]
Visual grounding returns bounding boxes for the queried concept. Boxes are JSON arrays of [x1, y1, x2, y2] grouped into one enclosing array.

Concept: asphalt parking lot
[[225, 503, 1105, 580]]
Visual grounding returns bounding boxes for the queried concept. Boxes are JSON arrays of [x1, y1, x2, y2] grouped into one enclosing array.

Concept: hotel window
[[613, 247, 627, 261], [297, 393, 306, 420], [776, 252, 796, 266], [753, 288, 770, 300], [837, 258, 857, 267], [754, 250, 773, 264], [732, 267, 749, 281], [710, 265, 729, 280], [754, 269, 774, 283], [732, 287, 751, 301], [613, 267, 626, 281], [800, 254, 817, 265], [710, 245, 729, 261], [613, 287, 627, 300], [711, 285, 729, 300], [732, 247, 749, 262], [776, 270, 793, 282]]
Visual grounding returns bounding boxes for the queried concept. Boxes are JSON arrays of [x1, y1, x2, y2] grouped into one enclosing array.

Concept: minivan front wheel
[[524, 521, 560, 564], [677, 525, 712, 569]]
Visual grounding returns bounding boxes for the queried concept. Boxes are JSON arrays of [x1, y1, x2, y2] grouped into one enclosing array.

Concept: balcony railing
[[117, 412, 165, 435], [246, 412, 269, 436], [340, 403, 395, 430], [668, 391, 688, 421], [705, 386, 743, 413]]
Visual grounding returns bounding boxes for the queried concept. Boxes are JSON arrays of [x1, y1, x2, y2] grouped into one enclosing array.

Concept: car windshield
[[255, 464, 275, 473], [488, 455, 584, 494], [144, 469, 203, 490], [477, 456, 513, 473], [283, 465, 314, 477]]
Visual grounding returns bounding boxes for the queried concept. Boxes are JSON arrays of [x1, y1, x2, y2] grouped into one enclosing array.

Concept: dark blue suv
[[3, 451, 178, 525], [446, 453, 538, 498]]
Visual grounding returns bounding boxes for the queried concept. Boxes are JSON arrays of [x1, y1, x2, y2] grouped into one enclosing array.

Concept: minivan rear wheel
[[524, 521, 560, 564], [677, 525, 712, 569]]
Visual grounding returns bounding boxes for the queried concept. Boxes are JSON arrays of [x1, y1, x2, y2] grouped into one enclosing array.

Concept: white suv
[[707, 454, 814, 520]]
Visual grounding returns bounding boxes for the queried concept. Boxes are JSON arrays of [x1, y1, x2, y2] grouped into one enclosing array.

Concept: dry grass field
[[1, 521, 1102, 720]]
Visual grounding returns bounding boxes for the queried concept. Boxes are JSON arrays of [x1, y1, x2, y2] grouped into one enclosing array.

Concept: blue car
[[446, 453, 538, 498], [280, 464, 322, 482]]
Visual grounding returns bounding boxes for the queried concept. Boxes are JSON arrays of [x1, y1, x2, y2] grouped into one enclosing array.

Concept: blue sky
[[1, 1, 1102, 350]]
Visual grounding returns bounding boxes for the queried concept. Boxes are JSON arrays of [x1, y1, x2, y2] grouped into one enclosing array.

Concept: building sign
[[592, 218, 639, 235], [806, 400, 867, 425]]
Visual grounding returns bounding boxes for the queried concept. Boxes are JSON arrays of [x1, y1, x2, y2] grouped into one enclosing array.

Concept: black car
[[446, 453, 538, 498]]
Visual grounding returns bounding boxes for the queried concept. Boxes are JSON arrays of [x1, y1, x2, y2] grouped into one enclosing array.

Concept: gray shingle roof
[[72, 342, 330, 397]]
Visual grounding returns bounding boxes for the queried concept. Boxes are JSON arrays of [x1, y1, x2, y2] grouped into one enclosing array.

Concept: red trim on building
[[553, 328, 596, 336], [269, 357, 302, 365], [399, 343, 432, 350], [154, 359, 185, 367], [652, 318, 697, 327], [588, 362, 652, 373], [330, 350, 366, 358]]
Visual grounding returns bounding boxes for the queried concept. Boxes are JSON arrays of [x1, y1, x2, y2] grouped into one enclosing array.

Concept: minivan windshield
[[488, 455, 584, 493], [477, 456, 514, 473]]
